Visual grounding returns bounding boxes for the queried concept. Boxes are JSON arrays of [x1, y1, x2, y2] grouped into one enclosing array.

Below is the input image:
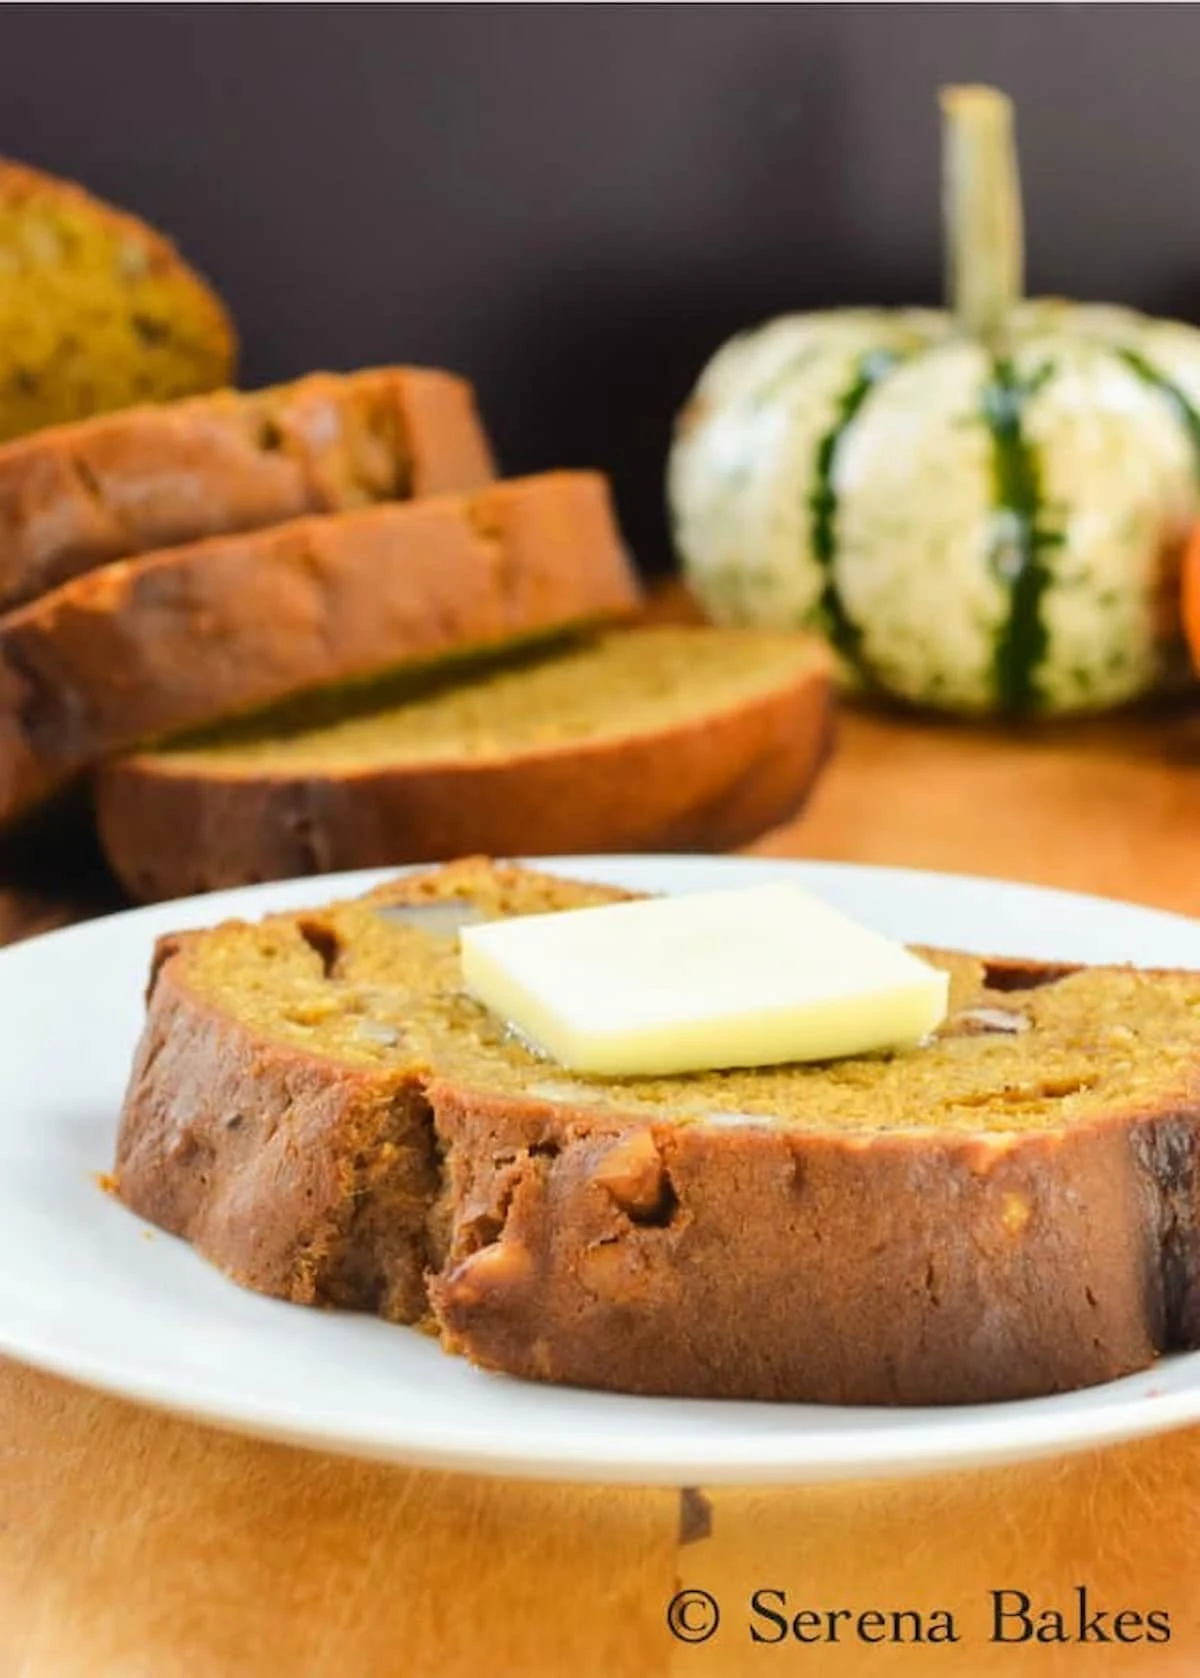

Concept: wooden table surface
[[5, 703, 1200, 1676]]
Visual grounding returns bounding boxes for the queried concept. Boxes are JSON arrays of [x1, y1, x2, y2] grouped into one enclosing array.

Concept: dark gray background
[[2, 2, 1198, 567]]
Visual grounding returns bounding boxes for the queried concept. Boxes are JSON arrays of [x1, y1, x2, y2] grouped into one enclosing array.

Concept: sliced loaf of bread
[[0, 159, 235, 444], [0, 366, 495, 609], [95, 627, 834, 900], [113, 857, 1200, 1405], [0, 472, 639, 825]]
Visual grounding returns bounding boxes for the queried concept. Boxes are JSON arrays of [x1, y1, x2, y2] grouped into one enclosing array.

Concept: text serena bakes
[[745, 1587, 1170, 1646]]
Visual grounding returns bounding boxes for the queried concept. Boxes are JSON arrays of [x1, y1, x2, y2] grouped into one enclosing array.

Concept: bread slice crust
[[93, 629, 834, 901], [0, 366, 495, 609], [0, 473, 639, 823], [112, 859, 1200, 1407]]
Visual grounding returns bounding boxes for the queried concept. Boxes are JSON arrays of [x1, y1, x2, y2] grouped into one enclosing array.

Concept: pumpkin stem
[[941, 85, 1025, 343]]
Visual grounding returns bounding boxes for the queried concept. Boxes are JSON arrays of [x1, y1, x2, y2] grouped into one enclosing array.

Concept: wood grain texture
[[751, 703, 1200, 915], [6, 686, 1200, 1675], [684, 1442, 1200, 1674], [0, 1366, 677, 1678]]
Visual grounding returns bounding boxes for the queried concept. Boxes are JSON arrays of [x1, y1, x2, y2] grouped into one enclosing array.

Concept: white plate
[[3, 854, 1200, 1486]]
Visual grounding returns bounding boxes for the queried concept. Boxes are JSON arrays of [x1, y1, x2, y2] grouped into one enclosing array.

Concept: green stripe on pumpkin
[[1116, 346, 1200, 475], [980, 358, 1063, 714], [809, 349, 904, 657]]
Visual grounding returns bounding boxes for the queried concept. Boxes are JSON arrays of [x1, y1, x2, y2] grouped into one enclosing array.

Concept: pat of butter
[[458, 883, 949, 1077]]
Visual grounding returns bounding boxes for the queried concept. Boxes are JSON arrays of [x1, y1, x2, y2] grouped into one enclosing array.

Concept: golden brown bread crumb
[[156, 859, 1200, 1134], [128, 628, 826, 769], [0, 159, 234, 441]]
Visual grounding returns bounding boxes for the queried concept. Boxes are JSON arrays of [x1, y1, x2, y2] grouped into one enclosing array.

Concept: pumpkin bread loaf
[[114, 857, 1200, 1406], [95, 627, 833, 901], [0, 366, 495, 610], [0, 160, 235, 443], [0, 473, 639, 825]]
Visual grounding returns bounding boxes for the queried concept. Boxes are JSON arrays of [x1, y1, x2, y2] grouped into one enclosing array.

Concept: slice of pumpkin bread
[[113, 857, 1200, 1405], [94, 627, 833, 902], [0, 366, 495, 610]]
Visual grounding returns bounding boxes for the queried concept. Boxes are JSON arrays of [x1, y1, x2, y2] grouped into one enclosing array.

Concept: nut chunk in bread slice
[[0, 366, 495, 610], [94, 626, 834, 902], [0, 472, 639, 824], [113, 858, 1200, 1406]]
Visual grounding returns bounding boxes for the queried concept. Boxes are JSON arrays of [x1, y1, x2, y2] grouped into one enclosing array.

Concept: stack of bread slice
[[0, 365, 833, 900]]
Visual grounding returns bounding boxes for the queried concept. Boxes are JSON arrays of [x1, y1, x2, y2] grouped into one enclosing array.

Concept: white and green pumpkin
[[669, 87, 1200, 715]]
